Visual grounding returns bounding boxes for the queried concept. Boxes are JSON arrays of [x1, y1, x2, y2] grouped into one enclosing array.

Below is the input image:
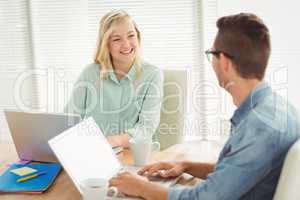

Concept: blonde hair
[[94, 10, 142, 79]]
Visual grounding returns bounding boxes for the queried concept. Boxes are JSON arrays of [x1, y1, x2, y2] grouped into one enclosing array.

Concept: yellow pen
[[17, 172, 46, 183]]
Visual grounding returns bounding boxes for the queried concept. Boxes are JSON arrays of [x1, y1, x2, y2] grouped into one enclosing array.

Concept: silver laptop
[[48, 117, 180, 199], [4, 110, 81, 162]]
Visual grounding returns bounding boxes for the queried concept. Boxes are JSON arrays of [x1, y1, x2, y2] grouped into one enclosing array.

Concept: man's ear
[[219, 53, 230, 72]]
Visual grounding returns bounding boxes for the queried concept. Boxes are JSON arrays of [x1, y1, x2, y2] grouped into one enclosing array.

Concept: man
[[109, 13, 300, 200]]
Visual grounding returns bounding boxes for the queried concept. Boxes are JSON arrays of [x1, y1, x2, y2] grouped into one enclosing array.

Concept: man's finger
[[109, 177, 120, 187], [146, 163, 165, 177], [117, 171, 130, 177], [160, 168, 178, 178], [138, 163, 156, 175]]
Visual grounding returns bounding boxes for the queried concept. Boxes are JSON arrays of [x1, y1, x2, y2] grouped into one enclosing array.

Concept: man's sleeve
[[168, 128, 276, 200]]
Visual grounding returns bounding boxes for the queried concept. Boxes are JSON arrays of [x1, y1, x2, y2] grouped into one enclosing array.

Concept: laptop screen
[[48, 117, 121, 193]]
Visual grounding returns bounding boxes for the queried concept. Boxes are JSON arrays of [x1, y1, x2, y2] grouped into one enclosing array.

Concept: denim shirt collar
[[231, 82, 271, 127]]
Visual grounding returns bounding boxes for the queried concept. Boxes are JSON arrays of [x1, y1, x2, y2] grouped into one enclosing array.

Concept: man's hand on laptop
[[109, 172, 147, 197], [138, 161, 186, 179], [109, 171, 169, 200]]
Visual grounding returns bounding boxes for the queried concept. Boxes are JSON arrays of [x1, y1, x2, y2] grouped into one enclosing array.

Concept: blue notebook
[[0, 163, 61, 193]]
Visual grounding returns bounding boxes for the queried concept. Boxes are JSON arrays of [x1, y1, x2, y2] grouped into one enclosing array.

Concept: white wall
[[217, 0, 300, 111]]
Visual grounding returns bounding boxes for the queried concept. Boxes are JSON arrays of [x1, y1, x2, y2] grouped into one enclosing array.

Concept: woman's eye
[[128, 34, 135, 38], [113, 38, 120, 42]]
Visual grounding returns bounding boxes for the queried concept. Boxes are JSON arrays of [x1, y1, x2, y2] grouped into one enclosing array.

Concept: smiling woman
[[95, 10, 143, 80], [107, 21, 139, 80], [64, 10, 163, 148]]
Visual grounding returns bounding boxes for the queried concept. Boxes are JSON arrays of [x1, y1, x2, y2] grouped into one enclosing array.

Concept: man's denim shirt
[[169, 82, 300, 200]]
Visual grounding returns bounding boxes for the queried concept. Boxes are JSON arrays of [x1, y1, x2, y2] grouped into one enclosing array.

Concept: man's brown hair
[[214, 13, 271, 80]]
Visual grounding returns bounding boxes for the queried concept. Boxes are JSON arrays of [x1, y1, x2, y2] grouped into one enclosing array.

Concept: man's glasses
[[205, 49, 234, 62]]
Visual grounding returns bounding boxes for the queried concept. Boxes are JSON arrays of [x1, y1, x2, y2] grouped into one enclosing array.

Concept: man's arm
[[169, 130, 276, 200], [109, 161, 212, 200], [181, 161, 215, 179], [138, 161, 215, 180], [109, 172, 169, 200], [140, 181, 169, 200]]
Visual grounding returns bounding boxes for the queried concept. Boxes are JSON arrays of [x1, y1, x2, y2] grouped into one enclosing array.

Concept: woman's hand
[[107, 134, 131, 148], [138, 161, 186, 179]]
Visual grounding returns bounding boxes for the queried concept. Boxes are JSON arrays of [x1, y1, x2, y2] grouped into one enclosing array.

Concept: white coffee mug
[[129, 138, 160, 166], [80, 178, 117, 200]]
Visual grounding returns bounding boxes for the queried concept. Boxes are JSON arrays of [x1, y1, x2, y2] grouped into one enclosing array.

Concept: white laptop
[[4, 110, 81, 162], [48, 117, 180, 199]]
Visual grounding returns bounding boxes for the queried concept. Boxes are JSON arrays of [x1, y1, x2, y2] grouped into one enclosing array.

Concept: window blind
[[0, 0, 37, 139], [1, 0, 208, 141], [29, 0, 90, 112]]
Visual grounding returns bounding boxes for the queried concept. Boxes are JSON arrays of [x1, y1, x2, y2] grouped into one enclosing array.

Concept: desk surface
[[0, 140, 222, 200]]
